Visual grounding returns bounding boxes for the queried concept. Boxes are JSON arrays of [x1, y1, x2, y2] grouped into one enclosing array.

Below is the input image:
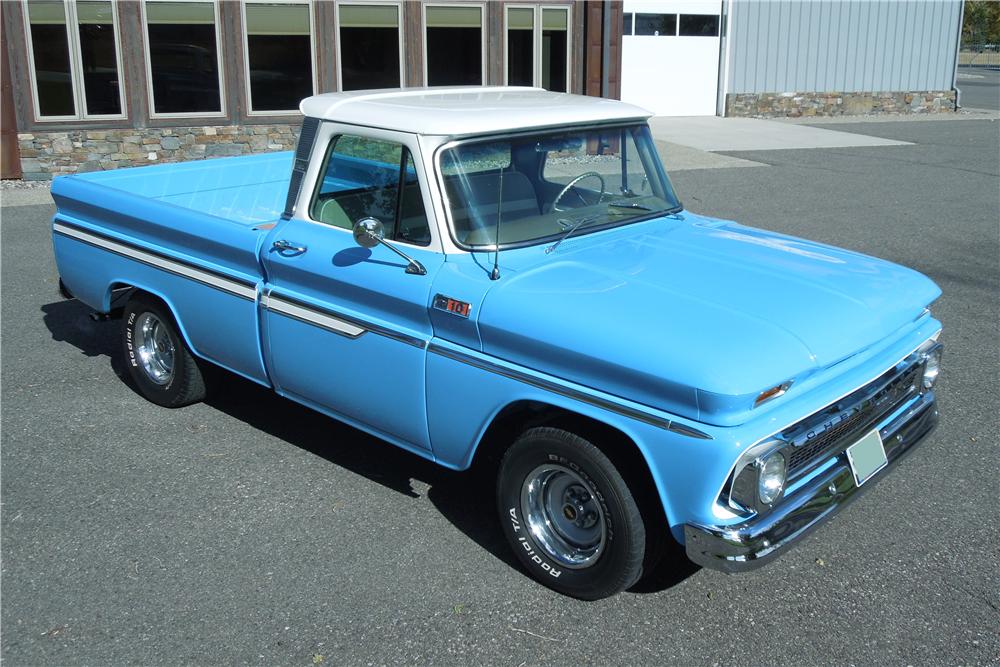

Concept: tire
[[497, 427, 646, 600], [121, 293, 206, 408]]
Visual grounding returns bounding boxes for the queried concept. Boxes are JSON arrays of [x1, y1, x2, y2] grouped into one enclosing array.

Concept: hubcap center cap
[[521, 465, 607, 569]]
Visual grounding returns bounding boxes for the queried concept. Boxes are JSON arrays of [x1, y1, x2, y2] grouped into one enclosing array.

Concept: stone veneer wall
[[725, 90, 956, 118], [16, 124, 301, 180]]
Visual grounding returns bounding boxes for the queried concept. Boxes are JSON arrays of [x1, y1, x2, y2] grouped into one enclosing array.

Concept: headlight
[[758, 451, 787, 505], [727, 442, 787, 512], [922, 346, 942, 389]]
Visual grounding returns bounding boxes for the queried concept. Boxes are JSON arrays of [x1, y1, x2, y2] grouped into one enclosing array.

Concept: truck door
[[261, 130, 444, 450]]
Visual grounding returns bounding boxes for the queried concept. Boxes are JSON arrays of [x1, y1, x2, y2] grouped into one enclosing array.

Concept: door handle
[[272, 239, 307, 254]]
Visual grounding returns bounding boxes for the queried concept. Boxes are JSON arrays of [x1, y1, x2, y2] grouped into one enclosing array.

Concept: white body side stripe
[[53, 222, 257, 300], [263, 293, 366, 338]]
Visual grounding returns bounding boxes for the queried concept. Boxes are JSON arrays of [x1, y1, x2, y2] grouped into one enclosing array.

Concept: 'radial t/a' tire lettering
[[121, 293, 206, 408]]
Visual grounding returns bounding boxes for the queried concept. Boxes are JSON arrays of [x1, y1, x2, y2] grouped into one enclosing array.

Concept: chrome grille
[[784, 363, 922, 477], [787, 409, 870, 471]]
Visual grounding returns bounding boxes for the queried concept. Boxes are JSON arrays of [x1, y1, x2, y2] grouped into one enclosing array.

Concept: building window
[[337, 3, 402, 91], [678, 14, 719, 37], [77, 1, 123, 115], [25, 0, 74, 117], [143, 0, 224, 116], [503, 5, 570, 93], [505, 7, 533, 87], [540, 7, 568, 92], [243, 1, 314, 113], [23, 0, 126, 120], [634, 13, 675, 37], [424, 5, 483, 86], [624, 12, 633, 36]]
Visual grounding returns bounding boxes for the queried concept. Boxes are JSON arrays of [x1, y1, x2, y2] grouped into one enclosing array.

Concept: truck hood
[[476, 214, 941, 426]]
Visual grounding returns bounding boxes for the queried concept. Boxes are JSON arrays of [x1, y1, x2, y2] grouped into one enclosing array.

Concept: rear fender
[[104, 280, 199, 358]]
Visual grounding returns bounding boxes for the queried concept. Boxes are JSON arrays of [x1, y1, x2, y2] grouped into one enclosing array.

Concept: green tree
[[963, 0, 1000, 44]]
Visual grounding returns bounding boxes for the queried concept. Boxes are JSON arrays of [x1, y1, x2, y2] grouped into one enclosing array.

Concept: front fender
[[424, 340, 745, 541]]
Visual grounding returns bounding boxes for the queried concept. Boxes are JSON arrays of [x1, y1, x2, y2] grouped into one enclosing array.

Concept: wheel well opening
[[472, 402, 667, 533], [106, 282, 139, 314]]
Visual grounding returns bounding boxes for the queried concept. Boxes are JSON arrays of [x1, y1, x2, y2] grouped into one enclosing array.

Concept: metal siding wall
[[728, 0, 962, 94]]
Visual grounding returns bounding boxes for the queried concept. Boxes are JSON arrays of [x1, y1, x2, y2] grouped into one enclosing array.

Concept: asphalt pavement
[[2, 118, 999, 665], [958, 66, 1000, 111]]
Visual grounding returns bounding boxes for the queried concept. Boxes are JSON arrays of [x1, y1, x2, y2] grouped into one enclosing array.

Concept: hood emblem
[[433, 294, 471, 319]]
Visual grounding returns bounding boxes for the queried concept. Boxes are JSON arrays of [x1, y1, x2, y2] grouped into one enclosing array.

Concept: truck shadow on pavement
[[41, 297, 697, 595]]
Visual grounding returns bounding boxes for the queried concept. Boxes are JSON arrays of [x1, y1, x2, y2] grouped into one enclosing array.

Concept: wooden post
[[1, 10, 22, 180], [582, 0, 621, 100]]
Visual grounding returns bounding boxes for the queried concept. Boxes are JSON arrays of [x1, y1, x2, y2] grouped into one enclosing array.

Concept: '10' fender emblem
[[433, 294, 471, 318]]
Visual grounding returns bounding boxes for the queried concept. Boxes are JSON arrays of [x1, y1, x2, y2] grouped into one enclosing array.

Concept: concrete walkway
[[655, 140, 766, 172], [648, 115, 912, 152], [0, 186, 52, 207]]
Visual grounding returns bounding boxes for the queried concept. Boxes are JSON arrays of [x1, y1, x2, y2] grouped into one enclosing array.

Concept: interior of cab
[[309, 136, 433, 246], [314, 180, 431, 246], [440, 124, 678, 248]]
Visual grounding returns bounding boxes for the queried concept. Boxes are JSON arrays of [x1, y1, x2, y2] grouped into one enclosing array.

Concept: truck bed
[[51, 153, 297, 387], [68, 152, 293, 226]]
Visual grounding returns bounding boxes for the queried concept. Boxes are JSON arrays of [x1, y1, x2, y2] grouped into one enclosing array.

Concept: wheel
[[497, 427, 646, 600], [121, 293, 206, 408]]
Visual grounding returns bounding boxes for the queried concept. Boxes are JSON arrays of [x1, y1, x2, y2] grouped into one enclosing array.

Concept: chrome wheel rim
[[134, 312, 175, 386], [521, 464, 606, 569]]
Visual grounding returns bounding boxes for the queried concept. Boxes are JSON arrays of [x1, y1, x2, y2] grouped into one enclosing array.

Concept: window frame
[[421, 2, 486, 87], [302, 125, 439, 251], [21, 0, 128, 122], [140, 0, 227, 119], [677, 13, 720, 38], [633, 12, 677, 37], [502, 4, 572, 93], [334, 0, 405, 92], [239, 0, 317, 116]]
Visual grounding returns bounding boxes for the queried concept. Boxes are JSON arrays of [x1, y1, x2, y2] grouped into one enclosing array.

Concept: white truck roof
[[299, 87, 653, 137]]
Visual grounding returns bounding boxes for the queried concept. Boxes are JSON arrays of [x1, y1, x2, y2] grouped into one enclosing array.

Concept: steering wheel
[[552, 171, 606, 212]]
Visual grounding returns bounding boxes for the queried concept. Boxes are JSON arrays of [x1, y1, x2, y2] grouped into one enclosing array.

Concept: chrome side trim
[[427, 342, 712, 439], [53, 221, 256, 300], [264, 290, 426, 349], [667, 422, 715, 439]]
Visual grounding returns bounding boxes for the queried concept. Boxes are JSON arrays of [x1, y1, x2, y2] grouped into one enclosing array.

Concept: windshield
[[439, 124, 680, 249]]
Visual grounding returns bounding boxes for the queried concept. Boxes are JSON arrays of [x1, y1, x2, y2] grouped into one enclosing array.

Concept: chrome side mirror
[[351, 217, 427, 275], [353, 217, 384, 249]]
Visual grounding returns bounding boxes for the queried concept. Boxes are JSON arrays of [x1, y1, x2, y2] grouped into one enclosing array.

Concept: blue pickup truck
[[51, 87, 943, 600]]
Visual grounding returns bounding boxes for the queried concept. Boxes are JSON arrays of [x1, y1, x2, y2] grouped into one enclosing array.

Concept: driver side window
[[310, 134, 431, 246]]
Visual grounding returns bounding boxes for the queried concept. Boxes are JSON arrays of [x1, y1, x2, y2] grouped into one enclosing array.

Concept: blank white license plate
[[846, 429, 888, 487]]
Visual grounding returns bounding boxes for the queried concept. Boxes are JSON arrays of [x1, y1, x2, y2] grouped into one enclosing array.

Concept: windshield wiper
[[607, 200, 653, 211], [545, 214, 602, 254]]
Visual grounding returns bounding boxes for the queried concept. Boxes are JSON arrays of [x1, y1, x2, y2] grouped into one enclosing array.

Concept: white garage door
[[621, 0, 722, 116]]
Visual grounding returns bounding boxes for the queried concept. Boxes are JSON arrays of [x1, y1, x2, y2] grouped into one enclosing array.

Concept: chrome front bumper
[[684, 391, 939, 573]]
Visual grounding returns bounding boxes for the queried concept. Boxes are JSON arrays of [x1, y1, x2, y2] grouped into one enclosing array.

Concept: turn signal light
[[754, 382, 792, 408]]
